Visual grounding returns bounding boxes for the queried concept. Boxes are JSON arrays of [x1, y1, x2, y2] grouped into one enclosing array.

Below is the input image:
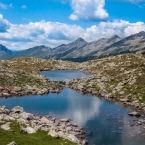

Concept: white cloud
[[0, 2, 7, 9], [0, 14, 145, 50], [0, 14, 10, 32], [21, 5, 27, 9], [69, 14, 79, 21], [69, 0, 109, 21]]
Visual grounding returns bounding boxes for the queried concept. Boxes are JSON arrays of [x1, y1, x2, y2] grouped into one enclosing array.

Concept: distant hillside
[[1, 31, 145, 62], [0, 44, 13, 58]]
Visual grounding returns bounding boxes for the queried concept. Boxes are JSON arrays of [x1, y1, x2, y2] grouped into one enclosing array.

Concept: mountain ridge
[[1, 31, 145, 62]]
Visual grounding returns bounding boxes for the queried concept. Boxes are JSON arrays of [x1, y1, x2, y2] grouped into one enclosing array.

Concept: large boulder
[[40, 117, 50, 124], [20, 112, 34, 120], [1, 122, 11, 130], [48, 130, 59, 138], [17, 118, 28, 124], [12, 106, 24, 113], [2, 114, 15, 121], [20, 126, 36, 134], [64, 134, 79, 144], [13, 87, 21, 92]]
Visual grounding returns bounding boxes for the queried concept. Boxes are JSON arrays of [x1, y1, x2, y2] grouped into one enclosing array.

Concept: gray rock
[[17, 118, 28, 124], [1, 122, 11, 130], [128, 111, 141, 117], [81, 139, 88, 145], [3, 114, 15, 121], [60, 118, 70, 122], [20, 112, 33, 120], [65, 134, 79, 144], [7, 141, 17, 145], [20, 126, 36, 134], [13, 87, 21, 92], [0, 114, 3, 121], [12, 106, 24, 113], [48, 130, 59, 138], [0, 121, 7, 125], [120, 99, 129, 102], [2, 92, 10, 97], [40, 117, 50, 124]]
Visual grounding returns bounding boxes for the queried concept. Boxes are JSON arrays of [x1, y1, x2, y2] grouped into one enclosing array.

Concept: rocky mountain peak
[[110, 34, 120, 39], [75, 37, 87, 43], [136, 31, 145, 37]]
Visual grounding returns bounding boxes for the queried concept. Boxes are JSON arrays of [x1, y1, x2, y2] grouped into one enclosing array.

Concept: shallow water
[[0, 70, 145, 145]]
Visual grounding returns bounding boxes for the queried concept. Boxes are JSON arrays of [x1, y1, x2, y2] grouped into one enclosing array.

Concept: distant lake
[[0, 70, 145, 145], [41, 70, 90, 81]]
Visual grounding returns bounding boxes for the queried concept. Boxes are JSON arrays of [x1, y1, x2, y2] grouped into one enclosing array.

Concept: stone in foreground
[[20, 126, 36, 134], [48, 130, 59, 138], [7, 142, 17, 145], [1, 122, 11, 130]]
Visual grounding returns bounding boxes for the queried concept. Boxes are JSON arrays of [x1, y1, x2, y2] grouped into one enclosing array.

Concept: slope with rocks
[[1, 31, 145, 62], [66, 53, 145, 113], [0, 44, 13, 59], [65, 35, 121, 61], [0, 57, 77, 97], [45, 37, 88, 60], [3, 45, 52, 59], [99, 31, 145, 57]]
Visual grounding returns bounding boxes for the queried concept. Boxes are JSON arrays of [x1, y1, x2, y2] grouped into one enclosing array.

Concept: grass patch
[[0, 121, 77, 145]]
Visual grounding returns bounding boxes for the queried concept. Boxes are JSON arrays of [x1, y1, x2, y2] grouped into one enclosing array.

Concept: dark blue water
[[41, 70, 90, 81], [0, 70, 145, 145]]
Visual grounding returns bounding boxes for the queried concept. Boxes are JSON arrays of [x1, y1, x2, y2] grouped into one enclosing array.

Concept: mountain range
[[1, 31, 145, 62]]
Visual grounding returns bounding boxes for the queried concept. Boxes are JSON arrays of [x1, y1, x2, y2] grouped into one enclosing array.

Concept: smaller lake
[[41, 70, 90, 81]]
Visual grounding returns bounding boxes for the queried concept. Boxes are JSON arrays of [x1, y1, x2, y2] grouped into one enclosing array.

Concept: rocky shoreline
[[0, 106, 88, 145], [65, 76, 145, 116]]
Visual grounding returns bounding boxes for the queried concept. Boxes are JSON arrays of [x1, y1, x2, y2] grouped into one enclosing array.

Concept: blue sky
[[0, 0, 145, 50]]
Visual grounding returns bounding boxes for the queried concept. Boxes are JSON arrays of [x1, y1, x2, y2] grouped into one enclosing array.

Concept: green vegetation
[[0, 121, 76, 145]]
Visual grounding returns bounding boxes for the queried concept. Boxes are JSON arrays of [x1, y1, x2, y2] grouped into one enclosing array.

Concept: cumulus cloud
[[69, 14, 79, 21], [0, 14, 145, 50], [0, 14, 10, 32], [69, 0, 109, 21]]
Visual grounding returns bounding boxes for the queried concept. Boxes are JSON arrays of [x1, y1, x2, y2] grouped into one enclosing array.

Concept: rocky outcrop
[[0, 106, 88, 145]]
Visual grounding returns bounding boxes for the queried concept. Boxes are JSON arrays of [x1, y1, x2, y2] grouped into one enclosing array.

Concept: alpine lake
[[0, 70, 145, 145]]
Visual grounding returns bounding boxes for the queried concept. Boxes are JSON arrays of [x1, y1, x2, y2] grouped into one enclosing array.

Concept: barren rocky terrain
[[0, 53, 145, 113], [1, 53, 145, 144]]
